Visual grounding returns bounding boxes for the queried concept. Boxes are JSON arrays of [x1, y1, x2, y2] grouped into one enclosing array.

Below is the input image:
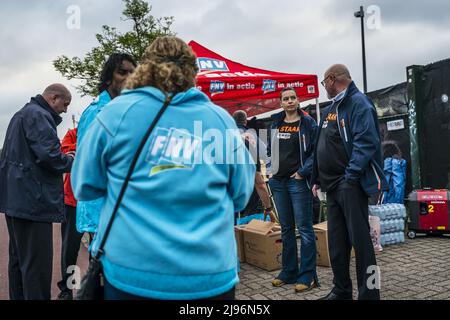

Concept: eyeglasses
[[282, 95, 297, 102], [321, 74, 332, 87], [321, 72, 346, 87]]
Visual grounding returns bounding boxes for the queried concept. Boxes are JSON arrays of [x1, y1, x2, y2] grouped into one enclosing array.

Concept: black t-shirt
[[317, 103, 349, 191], [274, 120, 301, 178]]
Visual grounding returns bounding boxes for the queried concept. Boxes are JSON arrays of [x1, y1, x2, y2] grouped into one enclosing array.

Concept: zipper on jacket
[[335, 100, 348, 143], [341, 119, 349, 142], [298, 128, 311, 189]]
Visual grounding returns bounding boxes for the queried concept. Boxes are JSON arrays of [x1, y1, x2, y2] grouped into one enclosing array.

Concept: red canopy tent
[[188, 40, 320, 118]]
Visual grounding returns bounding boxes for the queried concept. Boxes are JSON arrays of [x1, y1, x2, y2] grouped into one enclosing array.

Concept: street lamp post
[[354, 5, 367, 93]]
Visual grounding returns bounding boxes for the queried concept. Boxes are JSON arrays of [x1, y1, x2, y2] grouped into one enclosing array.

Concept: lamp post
[[354, 5, 367, 93]]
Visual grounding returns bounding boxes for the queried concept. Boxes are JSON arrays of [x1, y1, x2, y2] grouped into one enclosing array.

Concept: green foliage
[[53, 0, 175, 97]]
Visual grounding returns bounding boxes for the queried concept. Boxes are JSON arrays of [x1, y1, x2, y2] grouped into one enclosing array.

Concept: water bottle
[[385, 233, 391, 245], [394, 232, 400, 244], [391, 204, 397, 219], [393, 204, 399, 219], [401, 205, 407, 218], [400, 219, 405, 231], [392, 219, 397, 232], [385, 204, 391, 219], [397, 204, 402, 218], [380, 205, 386, 220], [388, 204, 394, 219], [373, 206, 381, 219]]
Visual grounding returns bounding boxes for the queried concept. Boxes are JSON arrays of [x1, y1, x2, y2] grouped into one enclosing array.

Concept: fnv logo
[[197, 57, 229, 71], [210, 80, 225, 96], [146, 128, 201, 176], [262, 79, 276, 94]]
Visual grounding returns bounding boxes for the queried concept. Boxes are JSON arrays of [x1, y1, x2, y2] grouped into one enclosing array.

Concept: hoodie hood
[[122, 86, 210, 106]]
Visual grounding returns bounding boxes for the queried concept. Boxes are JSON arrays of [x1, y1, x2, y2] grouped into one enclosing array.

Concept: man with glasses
[[267, 87, 319, 293], [312, 64, 388, 300], [0, 84, 75, 299]]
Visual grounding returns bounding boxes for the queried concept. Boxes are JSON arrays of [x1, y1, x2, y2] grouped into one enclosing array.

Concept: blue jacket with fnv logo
[[266, 108, 318, 184], [71, 86, 255, 300], [311, 81, 388, 196]]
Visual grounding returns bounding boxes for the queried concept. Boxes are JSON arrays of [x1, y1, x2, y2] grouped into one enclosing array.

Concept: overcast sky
[[1, 0, 450, 145]]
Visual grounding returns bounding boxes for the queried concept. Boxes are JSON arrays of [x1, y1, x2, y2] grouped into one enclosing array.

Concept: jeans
[[269, 177, 317, 285]]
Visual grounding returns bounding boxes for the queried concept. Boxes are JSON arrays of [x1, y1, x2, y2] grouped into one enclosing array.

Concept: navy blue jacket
[[311, 82, 388, 196], [0, 95, 73, 223], [267, 108, 318, 185]]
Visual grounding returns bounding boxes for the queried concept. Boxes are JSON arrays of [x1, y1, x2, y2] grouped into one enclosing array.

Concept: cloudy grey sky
[[1, 0, 450, 145]]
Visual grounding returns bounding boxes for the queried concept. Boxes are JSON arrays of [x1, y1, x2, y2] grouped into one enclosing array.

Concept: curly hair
[[97, 53, 137, 94], [125, 36, 198, 95]]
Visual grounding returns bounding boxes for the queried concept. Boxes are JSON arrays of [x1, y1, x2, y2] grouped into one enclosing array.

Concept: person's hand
[[264, 208, 276, 222], [290, 172, 303, 180], [241, 132, 256, 146], [312, 184, 319, 198]]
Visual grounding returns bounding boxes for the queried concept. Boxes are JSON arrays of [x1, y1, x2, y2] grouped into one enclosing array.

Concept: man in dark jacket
[[0, 83, 74, 300], [312, 65, 388, 300]]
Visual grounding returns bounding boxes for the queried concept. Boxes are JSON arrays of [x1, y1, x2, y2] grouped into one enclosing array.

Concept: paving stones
[[236, 237, 450, 300]]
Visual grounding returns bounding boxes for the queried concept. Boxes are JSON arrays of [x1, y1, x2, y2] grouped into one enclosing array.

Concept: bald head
[[42, 83, 72, 114], [325, 64, 351, 81], [323, 64, 352, 99], [43, 84, 71, 99]]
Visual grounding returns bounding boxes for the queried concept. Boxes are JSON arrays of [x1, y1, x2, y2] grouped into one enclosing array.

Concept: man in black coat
[[0, 83, 75, 300]]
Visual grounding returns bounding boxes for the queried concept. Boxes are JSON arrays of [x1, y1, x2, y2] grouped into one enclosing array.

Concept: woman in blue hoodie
[[71, 36, 255, 300]]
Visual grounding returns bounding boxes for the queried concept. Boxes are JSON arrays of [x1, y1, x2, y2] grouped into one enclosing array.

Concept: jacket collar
[[341, 81, 359, 101], [122, 86, 210, 105], [98, 90, 112, 105], [32, 95, 62, 126], [271, 107, 304, 126]]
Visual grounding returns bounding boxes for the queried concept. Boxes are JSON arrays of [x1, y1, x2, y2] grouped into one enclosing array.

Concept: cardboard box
[[242, 219, 283, 271], [234, 225, 246, 263], [314, 221, 355, 267]]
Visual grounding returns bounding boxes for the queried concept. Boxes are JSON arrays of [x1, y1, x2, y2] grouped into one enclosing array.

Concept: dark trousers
[[57, 205, 83, 293], [5, 215, 53, 300], [104, 278, 236, 300], [327, 181, 380, 300]]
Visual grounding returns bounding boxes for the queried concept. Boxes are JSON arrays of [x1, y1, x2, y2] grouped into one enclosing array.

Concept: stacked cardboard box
[[234, 220, 282, 271], [313, 221, 355, 267]]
